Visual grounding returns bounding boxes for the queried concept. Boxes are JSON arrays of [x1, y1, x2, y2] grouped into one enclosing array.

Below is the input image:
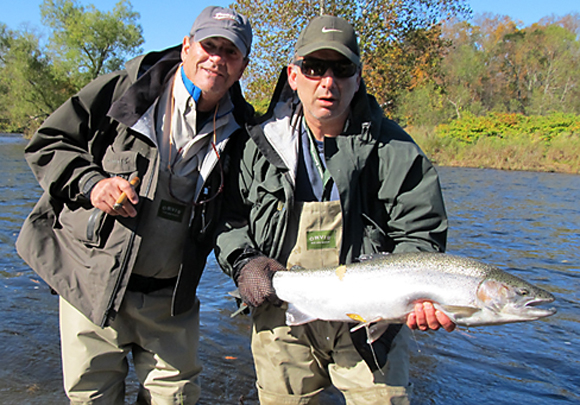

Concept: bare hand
[[407, 302, 456, 332], [90, 177, 139, 217]]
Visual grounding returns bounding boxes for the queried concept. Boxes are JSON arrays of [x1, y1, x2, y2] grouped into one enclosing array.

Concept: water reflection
[[1, 136, 578, 404]]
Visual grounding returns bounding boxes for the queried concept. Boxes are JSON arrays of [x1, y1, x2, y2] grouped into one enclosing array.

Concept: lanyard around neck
[[164, 71, 220, 174], [302, 118, 333, 201]]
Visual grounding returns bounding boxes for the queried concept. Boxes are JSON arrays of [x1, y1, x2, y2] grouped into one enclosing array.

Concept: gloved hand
[[236, 256, 286, 307]]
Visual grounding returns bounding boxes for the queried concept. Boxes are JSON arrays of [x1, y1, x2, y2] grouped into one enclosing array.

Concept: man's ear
[[181, 36, 191, 62], [288, 64, 299, 91]]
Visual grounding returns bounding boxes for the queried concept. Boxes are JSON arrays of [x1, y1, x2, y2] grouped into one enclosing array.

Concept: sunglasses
[[294, 57, 359, 79]]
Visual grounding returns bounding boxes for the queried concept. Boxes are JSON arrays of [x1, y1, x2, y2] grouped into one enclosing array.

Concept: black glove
[[236, 256, 286, 307]]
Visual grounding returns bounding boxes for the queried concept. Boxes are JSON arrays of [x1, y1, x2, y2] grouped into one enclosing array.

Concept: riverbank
[[409, 126, 580, 175], [6, 128, 580, 175]]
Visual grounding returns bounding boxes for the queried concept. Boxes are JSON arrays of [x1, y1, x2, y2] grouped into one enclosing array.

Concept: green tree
[[0, 24, 74, 134], [0, 1, 144, 134], [469, 14, 519, 114], [437, 19, 487, 120], [231, 0, 469, 116], [40, 0, 143, 85], [522, 23, 580, 115]]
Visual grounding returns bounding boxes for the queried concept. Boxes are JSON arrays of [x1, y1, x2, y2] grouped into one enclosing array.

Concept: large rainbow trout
[[272, 252, 556, 333]]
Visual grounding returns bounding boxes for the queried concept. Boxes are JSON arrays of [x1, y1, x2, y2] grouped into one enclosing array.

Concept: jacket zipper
[[100, 152, 159, 327]]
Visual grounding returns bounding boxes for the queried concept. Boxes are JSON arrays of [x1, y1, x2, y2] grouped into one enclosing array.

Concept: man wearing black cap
[[17, 6, 252, 404], [216, 15, 454, 404]]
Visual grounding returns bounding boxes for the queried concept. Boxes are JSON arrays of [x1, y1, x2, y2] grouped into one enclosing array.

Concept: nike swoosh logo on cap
[[322, 27, 343, 33]]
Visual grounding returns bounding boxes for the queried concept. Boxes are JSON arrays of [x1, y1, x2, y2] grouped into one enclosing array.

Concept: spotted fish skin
[[272, 252, 556, 327]]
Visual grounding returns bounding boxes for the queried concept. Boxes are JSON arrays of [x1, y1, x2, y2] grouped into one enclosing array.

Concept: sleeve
[[378, 126, 448, 253], [23, 72, 126, 206], [214, 133, 261, 279]]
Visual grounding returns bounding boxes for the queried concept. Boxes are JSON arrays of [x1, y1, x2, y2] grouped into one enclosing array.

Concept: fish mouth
[[523, 297, 557, 318]]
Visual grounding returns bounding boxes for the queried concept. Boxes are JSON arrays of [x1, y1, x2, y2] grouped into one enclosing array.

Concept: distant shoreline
[[3, 132, 578, 175], [0, 133, 27, 143]]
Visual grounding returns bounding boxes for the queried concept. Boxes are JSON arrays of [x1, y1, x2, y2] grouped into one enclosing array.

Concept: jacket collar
[[107, 45, 253, 130], [249, 68, 382, 174]]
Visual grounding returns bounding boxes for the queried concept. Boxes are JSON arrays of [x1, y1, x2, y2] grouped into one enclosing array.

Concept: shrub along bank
[[410, 113, 580, 174]]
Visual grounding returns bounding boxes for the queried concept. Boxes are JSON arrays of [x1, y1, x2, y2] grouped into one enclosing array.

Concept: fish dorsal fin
[[285, 303, 317, 326], [358, 252, 390, 262]]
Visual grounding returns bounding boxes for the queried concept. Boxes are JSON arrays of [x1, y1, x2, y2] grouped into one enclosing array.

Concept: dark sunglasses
[[294, 57, 359, 79]]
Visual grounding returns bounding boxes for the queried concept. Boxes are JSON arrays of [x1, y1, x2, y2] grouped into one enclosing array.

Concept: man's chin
[[197, 79, 229, 95]]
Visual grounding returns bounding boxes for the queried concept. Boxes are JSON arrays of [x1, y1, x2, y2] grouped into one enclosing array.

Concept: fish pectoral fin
[[367, 321, 391, 344], [349, 317, 390, 344], [438, 304, 480, 320], [228, 289, 241, 299], [285, 303, 317, 326]]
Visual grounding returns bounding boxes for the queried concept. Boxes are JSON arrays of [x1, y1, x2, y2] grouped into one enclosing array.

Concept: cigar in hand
[[113, 177, 140, 210]]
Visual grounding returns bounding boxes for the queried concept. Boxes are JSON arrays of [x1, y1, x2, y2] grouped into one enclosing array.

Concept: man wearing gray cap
[[17, 6, 252, 404], [216, 15, 454, 404]]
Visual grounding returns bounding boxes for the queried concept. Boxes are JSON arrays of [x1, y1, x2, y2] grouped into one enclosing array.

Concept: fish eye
[[517, 288, 530, 296]]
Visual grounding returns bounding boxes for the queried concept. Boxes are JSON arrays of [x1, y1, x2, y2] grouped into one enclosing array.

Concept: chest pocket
[[102, 148, 140, 176], [285, 200, 343, 269]]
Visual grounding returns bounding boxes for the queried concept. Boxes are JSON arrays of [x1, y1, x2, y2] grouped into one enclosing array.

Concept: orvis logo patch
[[158, 200, 186, 222], [307, 230, 337, 250]]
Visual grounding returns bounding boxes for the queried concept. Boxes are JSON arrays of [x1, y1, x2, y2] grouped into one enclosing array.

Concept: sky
[[2, 0, 579, 53]]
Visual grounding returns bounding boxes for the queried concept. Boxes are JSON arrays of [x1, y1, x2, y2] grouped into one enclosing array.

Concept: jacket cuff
[[232, 247, 264, 284], [79, 171, 108, 201]]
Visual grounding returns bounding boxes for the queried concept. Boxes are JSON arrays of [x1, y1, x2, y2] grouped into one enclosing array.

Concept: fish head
[[474, 269, 557, 325]]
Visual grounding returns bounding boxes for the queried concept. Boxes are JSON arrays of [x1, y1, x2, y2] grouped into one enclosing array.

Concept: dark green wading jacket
[[16, 45, 253, 327], [215, 70, 448, 278]]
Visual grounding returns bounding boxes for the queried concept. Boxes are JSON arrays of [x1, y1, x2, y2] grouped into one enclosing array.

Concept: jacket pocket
[[249, 174, 286, 256], [361, 213, 392, 254], [59, 206, 111, 247], [102, 147, 139, 175]]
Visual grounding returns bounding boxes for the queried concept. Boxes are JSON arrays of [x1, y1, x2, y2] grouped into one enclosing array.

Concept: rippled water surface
[[1, 135, 578, 404]]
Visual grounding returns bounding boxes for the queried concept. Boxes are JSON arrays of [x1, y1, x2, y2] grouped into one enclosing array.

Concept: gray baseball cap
[[190, 6, 252, 57], [295, 15, 360, 65]]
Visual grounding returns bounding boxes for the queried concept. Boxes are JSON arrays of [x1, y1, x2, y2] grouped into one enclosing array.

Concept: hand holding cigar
[[113, 177, 140, 210]]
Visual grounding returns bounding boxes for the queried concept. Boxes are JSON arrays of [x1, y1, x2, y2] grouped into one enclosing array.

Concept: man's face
[[181, 36, 248, 110], [288, 49, 360, 133]]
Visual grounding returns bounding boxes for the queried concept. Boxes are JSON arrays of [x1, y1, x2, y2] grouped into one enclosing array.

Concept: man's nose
[[208, 49, 225, 63], [319, 69, 336, 86]]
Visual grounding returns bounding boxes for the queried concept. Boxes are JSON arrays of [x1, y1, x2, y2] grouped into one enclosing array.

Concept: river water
[[0, 134, 578, 404]]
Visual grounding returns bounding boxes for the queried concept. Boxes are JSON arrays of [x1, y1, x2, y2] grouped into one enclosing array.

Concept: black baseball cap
[[190, 6, 252, 57], [295, 15, 360, 65]]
